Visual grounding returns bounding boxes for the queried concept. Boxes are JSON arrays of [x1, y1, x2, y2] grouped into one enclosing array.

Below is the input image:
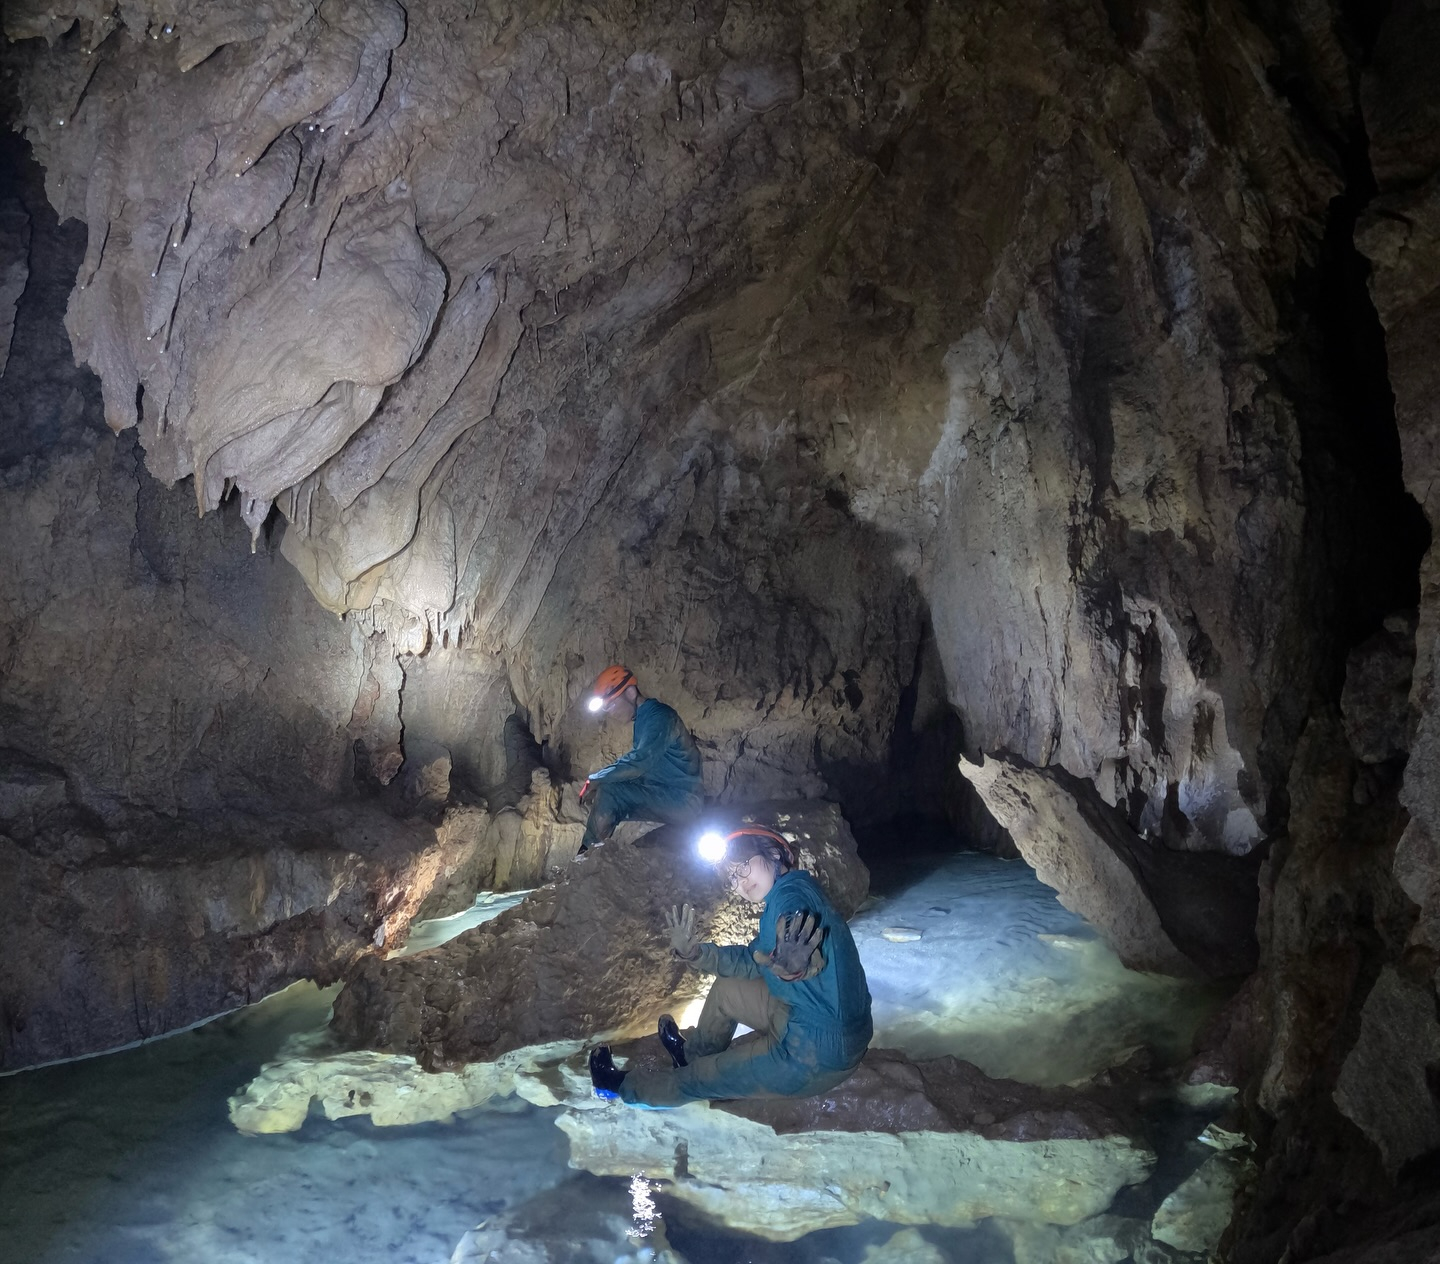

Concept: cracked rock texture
[[3, 0, 1361, 850], [330, 804, 868, 1067], [0, 746, 484, 1069]]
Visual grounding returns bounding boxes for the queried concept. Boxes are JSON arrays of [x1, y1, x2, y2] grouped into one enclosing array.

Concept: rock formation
[[0, 748, 490, 1070], [558, 1045, 1155, 1241], [230, 1030, 1155, 1244], [962, 753, 1261, 978], [329, 803, 868, 1067], [2, 0, 1439, 1257], [0, 0, 1378, 848]]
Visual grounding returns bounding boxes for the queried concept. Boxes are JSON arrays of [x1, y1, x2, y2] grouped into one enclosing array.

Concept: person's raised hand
[[663, 903, 700, 961], [755, 911, 826, 981]]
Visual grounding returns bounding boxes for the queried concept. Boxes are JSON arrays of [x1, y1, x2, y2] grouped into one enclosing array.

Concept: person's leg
[[689, 977, 787, 1058], [580, 779, 650, 850], [621, 1031, 858, 1107], [582, 777, 705, 850]]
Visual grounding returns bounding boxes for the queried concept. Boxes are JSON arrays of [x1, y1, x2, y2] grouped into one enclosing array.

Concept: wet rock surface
[[330, 804, 868, 1068], [1150, 1152, 1254, 1254], [559, 1042, 1155, 1241], [0, 2, 1438, 1259], [719, 1046, 1131, 1142], [447, 1179, 688, 1264]]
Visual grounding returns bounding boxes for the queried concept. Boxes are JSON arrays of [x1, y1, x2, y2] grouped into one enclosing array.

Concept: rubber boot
[[589, 1045, 627, 1098], [657, 1014, 687, 1068]]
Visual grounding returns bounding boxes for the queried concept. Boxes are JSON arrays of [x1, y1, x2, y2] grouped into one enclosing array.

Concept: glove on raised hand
[[753, 911, 826, 982], [664, 903, 700, 961]]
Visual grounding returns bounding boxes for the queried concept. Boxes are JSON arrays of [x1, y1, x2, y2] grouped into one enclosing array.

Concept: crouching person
[[589, 828, 872, 1105]]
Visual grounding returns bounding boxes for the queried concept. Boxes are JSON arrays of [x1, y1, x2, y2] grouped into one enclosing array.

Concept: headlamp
[[696, 831, 728, 863], [586, 696, 604, 713]]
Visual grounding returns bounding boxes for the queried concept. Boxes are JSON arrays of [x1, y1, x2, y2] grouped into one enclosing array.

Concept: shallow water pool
[[0, 851, 1231, 1264]]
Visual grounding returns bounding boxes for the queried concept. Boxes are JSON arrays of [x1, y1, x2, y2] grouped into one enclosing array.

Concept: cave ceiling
[[2, 0, 1357, 847]]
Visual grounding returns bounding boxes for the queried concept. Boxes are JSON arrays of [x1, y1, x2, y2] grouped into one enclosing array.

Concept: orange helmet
[[724, 826, 796, 872], [587, 665, 636, 712]]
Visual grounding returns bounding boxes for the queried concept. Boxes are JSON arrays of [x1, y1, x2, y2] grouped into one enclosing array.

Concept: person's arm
[[691, 940, 764, 979], [753, 903, 828, 982], [588, 706, 663, 782]]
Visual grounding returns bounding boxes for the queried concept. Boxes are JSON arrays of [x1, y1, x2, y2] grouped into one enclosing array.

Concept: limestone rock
[[0, 0, 1354, 848], [857, 1229, 948, 1264], [329, 802, 868, 1068], [229, 1040, 585, 1134], [397, 736, 453, 815], [0, 191, 27, 378], [232, 1034, 1152, 1243], [1151, 1154, 1254, 1255], [719, 1046, 1131, 1142], [558, 1047, 1155, 1241], [960, 754, 1260, 979], [1341, 616, 1417, 765], [997, 1214, 1150, 1264], [1333, 965, 1440, 1175], [1, 788, 486, 1070]]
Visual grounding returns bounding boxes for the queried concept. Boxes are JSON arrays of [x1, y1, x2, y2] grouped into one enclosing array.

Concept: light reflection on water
[[0, 852, 1230, 1264]]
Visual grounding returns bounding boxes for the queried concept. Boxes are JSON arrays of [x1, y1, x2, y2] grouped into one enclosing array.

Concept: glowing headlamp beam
[[586, 696, 604, 713], [696, 831, 728, 863]]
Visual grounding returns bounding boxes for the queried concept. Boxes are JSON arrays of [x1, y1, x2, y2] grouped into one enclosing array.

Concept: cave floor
[[0, 852, 1231, 1264], [854, 849, 1228, 1085]]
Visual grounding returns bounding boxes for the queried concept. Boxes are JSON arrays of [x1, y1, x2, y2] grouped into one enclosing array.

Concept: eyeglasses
[[725, 858, 754, 886]]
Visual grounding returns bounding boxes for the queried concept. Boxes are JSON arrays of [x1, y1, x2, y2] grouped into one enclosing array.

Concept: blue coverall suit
[[581, 698, 704, 850], [620, 869, 873, 1106]]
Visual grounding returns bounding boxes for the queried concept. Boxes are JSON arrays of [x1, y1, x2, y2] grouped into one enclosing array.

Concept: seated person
[[589, 828, 872, 1106], [579, 666, 703, 853]]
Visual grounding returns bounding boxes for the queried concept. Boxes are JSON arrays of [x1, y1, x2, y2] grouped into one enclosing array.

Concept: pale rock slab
[[858, 1229, 949, 1264], [559, 1092, 1153, 1242], [1150, 1153, 1254, 1255], [960, 754, 1259, 979], [997, 1214, 1150, 1264], [229, 1040, 586, 1134]]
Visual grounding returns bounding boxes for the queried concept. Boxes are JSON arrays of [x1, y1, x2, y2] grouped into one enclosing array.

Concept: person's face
[[727, 853, 777, 903], [604, 684, 638, 722]]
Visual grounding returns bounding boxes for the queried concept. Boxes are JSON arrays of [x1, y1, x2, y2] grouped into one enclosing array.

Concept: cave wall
[[1, 0, 1360, 848], [7, 18, 1440, 1247]]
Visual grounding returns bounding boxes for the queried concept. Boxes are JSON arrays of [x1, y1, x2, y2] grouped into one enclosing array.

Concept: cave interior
[[1, 1, 1439, 1261]]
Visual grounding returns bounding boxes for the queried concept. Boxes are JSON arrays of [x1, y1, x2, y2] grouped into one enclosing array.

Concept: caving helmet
[[695, 825, 795, 873], [586, 665, 636, 713]]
